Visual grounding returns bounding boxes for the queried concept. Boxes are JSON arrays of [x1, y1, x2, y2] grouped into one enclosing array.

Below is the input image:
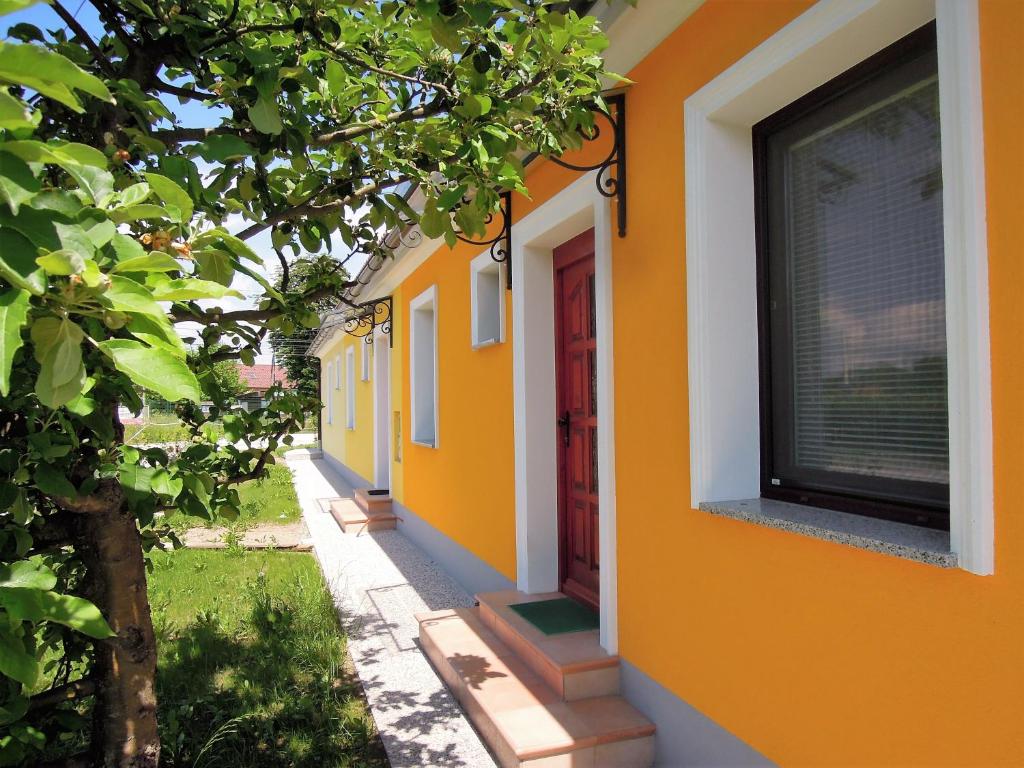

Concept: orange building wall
[[390, 0, 1024, 763], [399, 244, 517, 581]]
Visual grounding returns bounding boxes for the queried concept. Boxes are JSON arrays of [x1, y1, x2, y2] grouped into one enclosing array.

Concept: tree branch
[[152, 98, 444, 148], [168, 284, 355, 324], [52, 1, 114, 77], [312, 99, 446, 145], [154, 79, 215, 101], [29, 678, 96, 712], [235, 176, 411, 241]]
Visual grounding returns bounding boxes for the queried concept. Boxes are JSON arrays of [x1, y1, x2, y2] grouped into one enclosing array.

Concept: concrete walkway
[[287, 457, 496, 768]]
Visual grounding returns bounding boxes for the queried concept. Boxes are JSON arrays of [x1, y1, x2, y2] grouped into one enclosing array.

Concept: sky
[[3, 1, 369, 364]]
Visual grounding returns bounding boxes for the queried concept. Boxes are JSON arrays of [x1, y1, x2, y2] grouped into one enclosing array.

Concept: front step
[[418, 608, 654, 767], [477, 591, 620, 701], [329, 497, 397, 534], [354, 488, 393, 516]]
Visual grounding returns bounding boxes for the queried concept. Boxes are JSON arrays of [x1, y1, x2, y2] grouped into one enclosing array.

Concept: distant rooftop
[[236, 364, 292, 392]]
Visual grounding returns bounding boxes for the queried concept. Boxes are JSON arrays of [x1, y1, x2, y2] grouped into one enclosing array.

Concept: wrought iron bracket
[[454, 191, 513, 290], [341, 296, 392, 348], [548, 92, 627, 238]]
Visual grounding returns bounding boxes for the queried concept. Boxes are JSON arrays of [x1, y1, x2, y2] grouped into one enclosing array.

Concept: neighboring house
[[235, 364, 291, 411], [308, 1, 1023, 765]]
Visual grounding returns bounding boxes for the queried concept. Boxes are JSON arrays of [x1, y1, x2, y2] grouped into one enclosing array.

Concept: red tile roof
[[236, 364, 292, 392]]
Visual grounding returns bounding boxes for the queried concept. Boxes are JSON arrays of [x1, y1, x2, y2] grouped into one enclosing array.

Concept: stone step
[[477, 590, 620, 701], [418, 607, 654, 767], [354, 487, 393, 516], [329, 497, 397, 534]]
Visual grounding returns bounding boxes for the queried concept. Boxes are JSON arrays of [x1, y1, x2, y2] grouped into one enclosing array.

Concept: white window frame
[[325, 361, 333, 425], [410, 285, 439, 448], [334, 355, 341, 389], [361, 341, 371, 382], [345, 346, 356, 430], [684, 0, 992, 574], [470, 250, 506, 348]]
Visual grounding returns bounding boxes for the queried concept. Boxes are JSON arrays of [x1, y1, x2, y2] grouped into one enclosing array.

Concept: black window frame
[[752, 22, 949, 531]]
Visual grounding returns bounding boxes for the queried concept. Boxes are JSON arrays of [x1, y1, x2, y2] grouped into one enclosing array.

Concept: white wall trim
[[470, 250, 507, 349], [512, 172, 619, 653], [345, 346, 356, 430], [372, 327, 391, 489], [935, 0, 993, 574], [410, 284, 439, 449], [684, 0, 993, 574]]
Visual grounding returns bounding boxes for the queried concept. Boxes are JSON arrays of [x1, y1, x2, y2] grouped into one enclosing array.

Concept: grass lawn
[[167, 463, 302, 533], [148, 549, 387, 767]]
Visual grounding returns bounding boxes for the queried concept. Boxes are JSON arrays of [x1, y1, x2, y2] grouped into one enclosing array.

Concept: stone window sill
[[697, 498, 955, 568]]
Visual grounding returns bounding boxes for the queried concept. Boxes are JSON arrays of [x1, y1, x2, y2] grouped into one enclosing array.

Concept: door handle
[[557, 411, 570, 446]]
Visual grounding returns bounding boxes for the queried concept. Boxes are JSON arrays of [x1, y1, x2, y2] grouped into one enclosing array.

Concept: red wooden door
[[554, 230, 599, 611]]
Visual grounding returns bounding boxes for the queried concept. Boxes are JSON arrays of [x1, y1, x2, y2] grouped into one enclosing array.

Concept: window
[[754, 24, 947, 528], [345, 347, 356, 429], [410, 285, 438, 447], [361, 342, 370, 382], [334, 356, 341, 389], [470, 252, 505, 347], [325, 361, 333, 425]]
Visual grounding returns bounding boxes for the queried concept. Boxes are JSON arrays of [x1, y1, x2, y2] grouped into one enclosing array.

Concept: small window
[[361, 342, 371, 382], [470, 252, 505, 347], [325, 361, 333, 425], [754, 24, 947, 528], [410, 286, 438, 447], [334, 355, 341, 389], [346, 347, 356, 429]]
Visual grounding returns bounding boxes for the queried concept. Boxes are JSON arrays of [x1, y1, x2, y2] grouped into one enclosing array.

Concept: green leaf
[[108, 204, 168, 223], [115, 182, 151, 208], [31, 316, 85, 408], [146, 277, 241, 301], [64, 162, 114, 206], [144, 172, 193, 223], [419, 200, 448, 240], [104, 275, 166, 317], [98, 339, 201, 403], [0, 289, 30, 396], [0, 152, 38, 213], [0, 0, 42, 17], [325, 59, 345, 93], [0, 560, 56, 590], [33, 464, 77, 499], [110, 251, 180, 273], [458, 94, 492, 118], [0, 588, 43, 622], [0, 630, 38, 686], [248, 95, 282, 135], [118, 463, 155, 500], [194, 249, 234, 286], [35, 249, 85, 275], [0, 228, 45, 295], [38, 591, 115, 639], [0, 42, 112, 110], [196, 134, 252, 162], [126, 312, 185, 359], [193, 230, 261, 263]]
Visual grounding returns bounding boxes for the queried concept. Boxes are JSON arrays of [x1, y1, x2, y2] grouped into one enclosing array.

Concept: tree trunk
[[78, 506, 161, 768]]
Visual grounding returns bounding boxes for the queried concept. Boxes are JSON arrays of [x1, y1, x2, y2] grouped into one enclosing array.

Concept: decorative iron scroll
[[342, 296, 392, 348], [549, 92, 627, 238], [454, 190, 513, 290]]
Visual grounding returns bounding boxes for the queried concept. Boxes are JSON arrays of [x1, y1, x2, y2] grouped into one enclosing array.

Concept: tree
[[211, 360, 247, 402], [0, 0, 615, 764], [268, 258, 339, 401]]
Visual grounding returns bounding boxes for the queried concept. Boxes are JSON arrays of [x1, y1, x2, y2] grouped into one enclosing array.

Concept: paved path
[[180, 520, 312, 550], [288, 457, 496, 768]]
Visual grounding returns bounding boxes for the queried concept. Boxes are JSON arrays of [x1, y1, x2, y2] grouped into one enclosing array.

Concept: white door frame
[[372, 329, 391, 490], [512, 172, 619, 653]]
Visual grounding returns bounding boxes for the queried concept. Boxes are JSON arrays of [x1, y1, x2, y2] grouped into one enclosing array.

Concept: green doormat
[[508, 598, 599, 636]]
